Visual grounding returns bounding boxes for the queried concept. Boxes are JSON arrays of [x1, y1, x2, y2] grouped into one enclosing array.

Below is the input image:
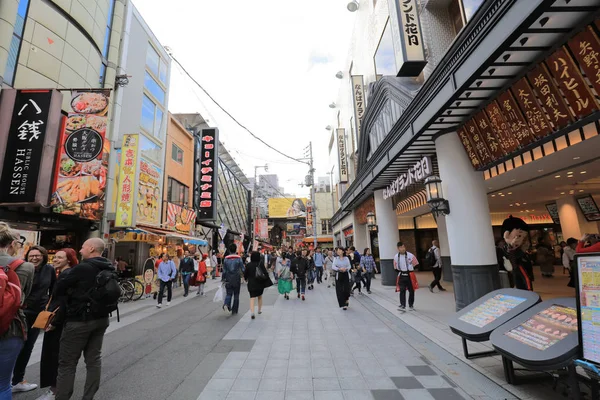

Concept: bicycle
[[118, 279, 135, 302], [128, 278, 144, 301]]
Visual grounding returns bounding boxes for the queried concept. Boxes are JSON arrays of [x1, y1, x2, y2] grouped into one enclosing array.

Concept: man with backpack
[[222, 243, 245, 315], [53, 238, 117, 400], [428, 240, 446, 293]]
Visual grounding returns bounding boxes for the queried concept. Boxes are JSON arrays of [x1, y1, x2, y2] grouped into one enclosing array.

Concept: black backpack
[[87, 269, 120, 321], [425, 248, 436, 267]]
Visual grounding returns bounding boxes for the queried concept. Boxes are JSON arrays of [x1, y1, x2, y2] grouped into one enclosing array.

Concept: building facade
[[330, 0, 600, 310]]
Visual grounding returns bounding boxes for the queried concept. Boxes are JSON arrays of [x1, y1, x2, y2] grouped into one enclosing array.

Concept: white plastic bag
[[213, 284, 225, 303]]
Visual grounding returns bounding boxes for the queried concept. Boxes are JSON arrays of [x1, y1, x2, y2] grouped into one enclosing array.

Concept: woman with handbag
[[36, 248, 78, 400], [243, 251, 273, 319]]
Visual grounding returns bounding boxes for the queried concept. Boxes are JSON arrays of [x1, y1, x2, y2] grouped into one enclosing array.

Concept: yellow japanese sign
[[268, 198, 308, 219], [115, 134, 139, 227]]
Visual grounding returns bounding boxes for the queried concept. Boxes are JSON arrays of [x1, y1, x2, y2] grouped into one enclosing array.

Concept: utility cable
[[167, 51, 310, 166]]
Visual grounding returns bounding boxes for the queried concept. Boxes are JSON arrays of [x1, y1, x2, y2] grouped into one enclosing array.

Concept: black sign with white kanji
[[65, 128, 103, 162], [196, 128, 219, 220], [0, 90, 53, 203]]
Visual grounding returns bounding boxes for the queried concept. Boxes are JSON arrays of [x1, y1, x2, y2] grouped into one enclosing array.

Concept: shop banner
[[196, 128, 219, 220], [0, 89, 63, 205], [165, 202, 197, 235], [387, 0, 426, 76], [51, 90, 110, 220], [115, 134, 139, 227], [254, 218, 268, 239], [337, 128, 348, 183], [137, 159, 161, 226], [351, 75, 365, 142], [306, 201, 313, 237], [268, 198, 308, 219]]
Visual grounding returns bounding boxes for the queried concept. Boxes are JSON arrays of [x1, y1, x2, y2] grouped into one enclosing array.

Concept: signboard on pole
[[387, 0, 427, 76], [351, 75, 365, 142], [197, 128, 219, 220], [115, 134, 139, 227], [337, 128, 348, 183]]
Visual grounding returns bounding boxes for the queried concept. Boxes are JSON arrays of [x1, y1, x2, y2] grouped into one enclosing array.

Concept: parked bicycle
[[118, 278, 135, 302]]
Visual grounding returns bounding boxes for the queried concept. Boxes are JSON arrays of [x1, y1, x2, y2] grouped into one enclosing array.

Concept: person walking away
[[563, 238, 578, 288], [0, 224, 34, 400], [276, 254, 293, 299], [428, 240, 446, 293], [360, 249, 376, 294], [53, 238, 119, 400], [11, 246, 55, 394], [351, 247, 361, 269], [156, 254, 176, 308], [244, 252, 273, 319], [332, 248, 352, 310], [290, 250, 309, 300], [313, 248, 324, 284], [324, 250, 335, 288], [37, 249, 78, 400], [179, 250, 195, 297], [196, 254, 208, 296], [536, 240, 554, 277], [394, 242, 419, 312], [306, 250, 316, 290], [222, 244, 245, 314]]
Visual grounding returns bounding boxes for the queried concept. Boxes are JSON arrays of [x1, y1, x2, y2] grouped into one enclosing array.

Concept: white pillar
[[374, 189, 399, 285], [435, 132, 498, 310], [556, 196, 599, 240], [352, 212, 368, 252], [435, 215, 452, 282]]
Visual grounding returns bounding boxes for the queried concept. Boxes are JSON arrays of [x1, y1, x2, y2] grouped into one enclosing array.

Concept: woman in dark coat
[[243, 251, 272, 319]]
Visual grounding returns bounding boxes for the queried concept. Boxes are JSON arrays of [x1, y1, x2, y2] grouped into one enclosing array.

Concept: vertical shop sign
[[386, 0, 427, 76], [50, 90, 110, 220], [337, 128, 348, 183], [115, 134, 139, 227], [197, 128, 219, 220], [568, 27, 600, 99], [546, 47, 599, 120], [136, 160, 161, 226], [0, 90, 62, 204], [306, 201, 313, 237], [351, 76, 365, 141], [457, 127, 481, 169], [485, 101, 519, 153], [526, 65, 572, 131], [511, 77, 552, 138], [497, 90, 536, 146], [464, 118, 494, 164], [472, 112, 504, 160]]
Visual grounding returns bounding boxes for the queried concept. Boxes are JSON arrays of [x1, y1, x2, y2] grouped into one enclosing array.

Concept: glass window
[[141, 95, 155, 134], [449, 0, 464, 35], [462, 0, 484, 22], [171, 143, 183, 164], [374, 19, 396, 76], [144, 71, 165, 104], [154, 108, 163, 138], [159, 60, 168, 84], [167, 177, 189, 205], [146, 45, 160, 77], [4, 0, 30, 86]]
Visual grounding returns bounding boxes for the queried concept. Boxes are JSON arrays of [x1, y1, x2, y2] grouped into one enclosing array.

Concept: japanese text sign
[[456, 127, 481, 169], [51, 90, 110, 220], [115, 134, 139, 227], [383, 156, 432, 200], [137, 159, 161, 226], [484, 101, 519, 154], [0, 90, 62, 204], [568, 27, 600, 102], [497, 90, 536, 146], [468, 115, 498, 162], [526, 65, 572, 131], [197, 128, 219, 220], [387, 0, 427, 76], [337, 128, 348, 183], [351, 76, 365, 141], [511, 77, 552, 139]]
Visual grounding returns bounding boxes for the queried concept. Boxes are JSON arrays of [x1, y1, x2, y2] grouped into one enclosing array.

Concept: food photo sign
[[51, 90, 110, 220], [136, 159, 161, 226]]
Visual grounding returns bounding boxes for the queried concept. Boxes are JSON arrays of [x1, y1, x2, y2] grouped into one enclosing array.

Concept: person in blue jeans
[[179, 250, 195, 297], [222, 244, 245, 315], [313, 248, 324, 284], [0, 223, 34, 400], [156, 254, 177, 308]]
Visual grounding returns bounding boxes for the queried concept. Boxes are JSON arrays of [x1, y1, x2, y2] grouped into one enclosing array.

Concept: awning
[[109, 228, 164, 243], [303, 237, 333, 243], [142, 226, 208, 246]]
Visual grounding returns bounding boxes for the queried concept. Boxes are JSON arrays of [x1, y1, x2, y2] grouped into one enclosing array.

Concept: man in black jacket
[[54, 238, 113, 400], [290, 250, 309, 301], [179, 250, 195, 297]]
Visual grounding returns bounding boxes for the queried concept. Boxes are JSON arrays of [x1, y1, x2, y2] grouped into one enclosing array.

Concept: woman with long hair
[[36, 248, 78, 400], [243, 252, 273, 319], [332, 247, 352, 310], [0, 223, 34, 399]]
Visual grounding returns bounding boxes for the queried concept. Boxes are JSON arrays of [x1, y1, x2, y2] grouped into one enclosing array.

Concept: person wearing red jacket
[[196, 254, 208, 296], [576, 234, 600, 253]]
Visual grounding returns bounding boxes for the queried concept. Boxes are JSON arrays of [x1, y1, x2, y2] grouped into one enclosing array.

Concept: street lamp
[[335, 71, 344, 79], [329, 102, 336, 109], [366, 211, 378, 232], [424, 175, 450, 217]]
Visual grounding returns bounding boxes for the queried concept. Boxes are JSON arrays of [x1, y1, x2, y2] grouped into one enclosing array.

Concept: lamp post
[[366, 211, 378, 232], [424, 175, 450, 217]]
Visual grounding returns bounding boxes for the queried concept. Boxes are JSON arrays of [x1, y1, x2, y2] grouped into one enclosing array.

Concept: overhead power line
[[167, 50, 310, 166]]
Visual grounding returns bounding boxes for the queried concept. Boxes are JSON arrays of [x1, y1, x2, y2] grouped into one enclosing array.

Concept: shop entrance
[[415, 229, 438, 270]]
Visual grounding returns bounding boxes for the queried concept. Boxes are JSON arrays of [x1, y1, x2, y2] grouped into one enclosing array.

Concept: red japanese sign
[[457, 127, 482, 169], [568, 27, 600, 102], [471, 112, 503, 161], [485, 101, 519, 153], [196, 128, 219, 220], [511, 77, 552, 139], [526, 64, 572, 131]]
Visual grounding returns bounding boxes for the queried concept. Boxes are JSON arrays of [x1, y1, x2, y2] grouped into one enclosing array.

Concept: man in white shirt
[[428, 240, 446, 293], [393, 241, 419, 311], [563, 237, 577, 288]]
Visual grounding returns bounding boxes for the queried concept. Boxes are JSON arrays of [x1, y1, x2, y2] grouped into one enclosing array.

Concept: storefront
[[335, 1, 600, 310]]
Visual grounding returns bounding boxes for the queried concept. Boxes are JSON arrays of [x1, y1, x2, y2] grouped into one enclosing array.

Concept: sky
[[133, 0, 356, 197]]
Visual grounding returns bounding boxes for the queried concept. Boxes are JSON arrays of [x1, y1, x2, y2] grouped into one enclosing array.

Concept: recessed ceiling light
[[500, 194, 505, 197], [491, 195, 496, 197], [560, 192, 565, 195], [574, 157, 581, 160], [538, 169, 544, 172], [509, 204, 513, 207], [581, 171, 587, 174], [498, 192, 503, 195], [568, 175, 574, 178], [523, 203, 527, 205], [567, 171, 574, 175], [555, 175, 561, 178], [510, 179, 516, 182], [579, 190, 584, 192], [508, 192, 512, 195]]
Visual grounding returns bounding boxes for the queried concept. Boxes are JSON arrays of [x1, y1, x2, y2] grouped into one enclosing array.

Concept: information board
[[504, 305, 577, 351], [576, 254, 600, 365], [459, 294, 527, 328]]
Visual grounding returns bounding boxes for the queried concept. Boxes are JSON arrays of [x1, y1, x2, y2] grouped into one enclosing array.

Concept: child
[[277, 255, 294, 300], [351, 263, 366, 295]]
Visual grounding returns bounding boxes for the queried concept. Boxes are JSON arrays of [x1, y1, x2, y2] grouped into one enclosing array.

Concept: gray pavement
[[14, 277, 521, 400]]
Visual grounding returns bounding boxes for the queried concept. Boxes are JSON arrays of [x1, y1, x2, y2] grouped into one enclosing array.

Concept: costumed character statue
[[501, 215, 534, 291]]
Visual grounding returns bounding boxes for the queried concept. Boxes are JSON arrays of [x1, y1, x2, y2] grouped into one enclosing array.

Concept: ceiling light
[[555, 175, 561, 178], [567, 171, 574, 175], [574, 156, 581, 160], [509, 204, 513, 207], [498, 192, 503, 195], [568, 175, 574, 178], [523, 202, 527, 205], [579, 190, 584, 192], [329, 102, 336, 109], [510, 179, 516, 182], [560, 192, 565, 195], [538, 169, 544, 172], [491, 195, 496, 197], [347, 0, 359, 12], [500, 194, 505, 197], [335, 71, 344, 79], [581, 171, 587, 174], [516, 203, 521, 206], [508, 192, 512, 195]]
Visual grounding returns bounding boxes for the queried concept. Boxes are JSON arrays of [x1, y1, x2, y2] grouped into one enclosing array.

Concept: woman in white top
[[393, 241, 419, 311], [332, 247, 352, 310], [324, 250, 335, 288]]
